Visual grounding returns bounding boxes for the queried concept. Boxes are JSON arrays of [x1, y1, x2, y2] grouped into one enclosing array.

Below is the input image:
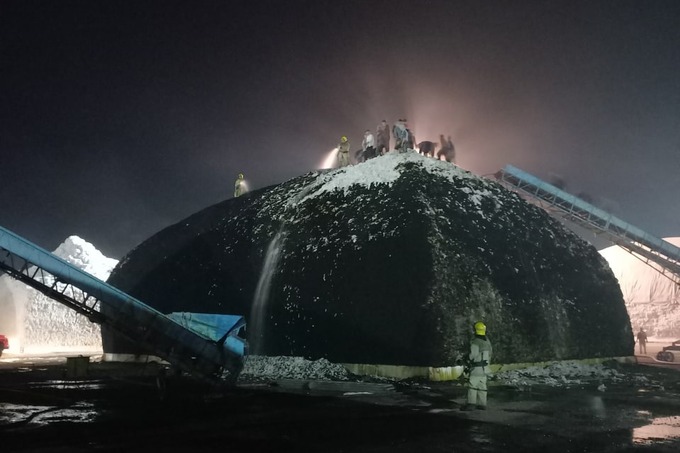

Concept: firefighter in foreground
[[461, 321, 493, 411]]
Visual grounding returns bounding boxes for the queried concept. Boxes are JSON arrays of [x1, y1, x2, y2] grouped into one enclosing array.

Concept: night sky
[[2, 0, 680, 259]]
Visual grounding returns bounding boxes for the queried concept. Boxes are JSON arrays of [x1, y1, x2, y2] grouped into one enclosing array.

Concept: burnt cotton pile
[[104, 153, 633, 366]]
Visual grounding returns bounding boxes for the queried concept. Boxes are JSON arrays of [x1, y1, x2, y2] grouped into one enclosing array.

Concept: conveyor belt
[[0, 225, 244, 385], [496, 165, 680, 286]]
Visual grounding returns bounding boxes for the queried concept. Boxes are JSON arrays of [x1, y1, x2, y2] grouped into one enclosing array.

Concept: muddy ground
[[1, 355, 680, 452]]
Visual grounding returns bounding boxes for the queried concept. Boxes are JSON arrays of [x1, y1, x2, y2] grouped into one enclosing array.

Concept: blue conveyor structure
[[496, 164, 680, 286], [0, 225, 245, 385]]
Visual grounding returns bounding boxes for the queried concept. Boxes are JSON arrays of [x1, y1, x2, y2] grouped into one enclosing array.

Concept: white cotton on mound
[[52, 236, 118, 280], [299, 151, 478, 204], [0, 236, 119, 353]]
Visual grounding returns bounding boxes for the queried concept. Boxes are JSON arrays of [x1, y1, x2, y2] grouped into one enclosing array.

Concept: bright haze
[[2, 1, 679, 259]]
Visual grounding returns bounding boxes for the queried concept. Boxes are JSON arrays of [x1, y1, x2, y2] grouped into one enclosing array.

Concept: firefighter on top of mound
[[392, 118, 417, 152], [359, 129, 377, 161], [461, 321, 493, 411], [335, 117, 444, 165], [417, 140, 438, 157], [437, 134, 455, 163], [337, 135, 351, 167], [376, 120, 390, 155], [234, 173, 248, 197]]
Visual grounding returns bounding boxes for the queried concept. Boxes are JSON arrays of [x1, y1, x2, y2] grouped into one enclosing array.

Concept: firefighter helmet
[[474, 321, 486, 336]]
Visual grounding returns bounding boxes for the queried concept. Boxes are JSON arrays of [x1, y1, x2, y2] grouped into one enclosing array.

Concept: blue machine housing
[[167, 312, 247, 357]]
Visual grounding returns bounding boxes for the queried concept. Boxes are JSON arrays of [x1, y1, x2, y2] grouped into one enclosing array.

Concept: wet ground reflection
[[29, 379, 106, 390], [0, 401, 98, 425], [2, 357, 680, 451], [633, 414, 680, 444]]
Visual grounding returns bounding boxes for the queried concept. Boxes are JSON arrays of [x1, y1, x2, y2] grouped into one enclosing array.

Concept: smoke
[[306, 47, 556, 180]]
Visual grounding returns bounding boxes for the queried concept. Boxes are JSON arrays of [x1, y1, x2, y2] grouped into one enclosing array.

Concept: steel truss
[[496, 165, 680, 287], [0, 227, 244, 386]]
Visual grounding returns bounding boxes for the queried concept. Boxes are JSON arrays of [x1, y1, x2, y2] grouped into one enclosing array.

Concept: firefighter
[[418, 140, 437, 157], [234, 173, 248, 197], [461, 321, 493, 411], [405, 121, 415, 151], [392, 119, 409, 152], [376, 120, 390, 155], [636, 328, 648, 354], [437, 134, 456, 162], [361, 129, 376, 160], [337, 136, 351, 167]]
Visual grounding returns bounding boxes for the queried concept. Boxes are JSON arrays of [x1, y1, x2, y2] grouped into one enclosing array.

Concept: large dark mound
[[104, 153, 633, 366]]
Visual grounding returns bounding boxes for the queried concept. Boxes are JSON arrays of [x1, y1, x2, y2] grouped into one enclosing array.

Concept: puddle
[[633, 416, 680, 443], [0, 402, 99, 426], [470, 425, 493, 445], [428, 408, 455, 414], [29, 379, 106, 390]]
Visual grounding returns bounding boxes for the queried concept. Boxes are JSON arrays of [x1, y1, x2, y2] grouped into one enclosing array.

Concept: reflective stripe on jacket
[[469, 336, 492, 374]]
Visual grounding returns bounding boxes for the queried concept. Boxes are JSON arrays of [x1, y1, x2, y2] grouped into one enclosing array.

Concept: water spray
[[320, 148, 339, 169]]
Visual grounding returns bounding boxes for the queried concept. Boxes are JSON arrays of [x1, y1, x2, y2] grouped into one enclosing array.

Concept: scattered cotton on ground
[[237, 356, 659, 391], [240, 355, 352, 381], [494, 360, 655, 389]]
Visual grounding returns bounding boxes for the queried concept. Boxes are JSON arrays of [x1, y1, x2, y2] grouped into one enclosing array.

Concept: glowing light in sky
[[320, 148, 338, 169]]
